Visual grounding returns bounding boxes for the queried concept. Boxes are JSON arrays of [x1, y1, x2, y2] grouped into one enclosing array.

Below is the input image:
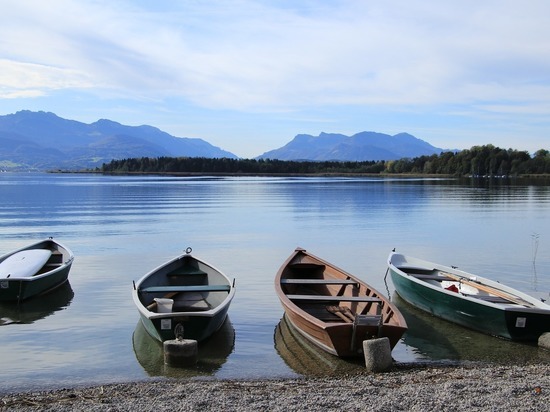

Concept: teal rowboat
[[132, 248, 235, 343], [388, 251, 550, 341], [0, 238, 74, 302]]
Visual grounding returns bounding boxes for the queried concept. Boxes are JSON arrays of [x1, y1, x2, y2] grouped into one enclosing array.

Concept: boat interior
[[36, 249, 64, 275], [281, 262, 395, 325], [140, 260, 231, 313], [398, 266, 530, 307]]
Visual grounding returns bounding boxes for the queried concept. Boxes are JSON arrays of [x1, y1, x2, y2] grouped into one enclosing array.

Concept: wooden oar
[[341, 306, 356, 322], [442, 272, 533, 307], [326, 306, 354, 323]]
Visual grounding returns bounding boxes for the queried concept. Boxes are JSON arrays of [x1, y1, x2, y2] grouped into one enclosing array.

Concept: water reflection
[[393, 294, 550, 364], [132, 317, 235, 378], [273, 315, 365, 376], [0, 282, 74, 325]]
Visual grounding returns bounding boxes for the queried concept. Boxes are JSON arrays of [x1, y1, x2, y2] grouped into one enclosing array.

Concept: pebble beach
[[2, 363, 549, 411]]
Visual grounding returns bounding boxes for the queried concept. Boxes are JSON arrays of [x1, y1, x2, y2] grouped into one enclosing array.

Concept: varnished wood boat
[[388, 251, 550, 341], [132, 247, 235, 343], [275, 247, 407, 358], [0, 238, 74, 302]]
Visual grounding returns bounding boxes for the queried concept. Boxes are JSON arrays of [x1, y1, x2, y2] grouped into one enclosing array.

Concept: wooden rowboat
[[0, 238, 74, 302], [275, 247, 407, 358], [388, 251, 550, 341], [132, 247, 235, 343]]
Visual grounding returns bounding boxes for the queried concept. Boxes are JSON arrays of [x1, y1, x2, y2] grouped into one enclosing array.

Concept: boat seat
[[281, 279, 359, 286], [400, 267, 434, 275], [354, 314, 383, 326], [286, 294, 381, 302], [140, 285, 231, 293], [411, 274, 453, 281], [289, 263, 326, 270], [168, 267, 208, 277], [465, 294, 512, 304], [173, 292, 211, 311]]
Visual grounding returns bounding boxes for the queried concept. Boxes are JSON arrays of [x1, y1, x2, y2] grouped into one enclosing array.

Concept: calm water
[[1, 173, 550, 393]]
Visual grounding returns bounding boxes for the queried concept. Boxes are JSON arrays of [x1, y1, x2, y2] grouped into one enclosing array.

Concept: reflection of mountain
[[0, 282, 74, 325], [132, 317, 235, 377], [274, 314, 365, 376], [393, 294, 550, 364]]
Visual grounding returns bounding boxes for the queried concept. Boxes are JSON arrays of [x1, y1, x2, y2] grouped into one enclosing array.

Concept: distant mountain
[[256, 131, 445, 161], [0, 111, 238, 170]]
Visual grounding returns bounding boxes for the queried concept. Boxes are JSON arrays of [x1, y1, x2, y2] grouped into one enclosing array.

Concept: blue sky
[[1, 1, 549, 158]]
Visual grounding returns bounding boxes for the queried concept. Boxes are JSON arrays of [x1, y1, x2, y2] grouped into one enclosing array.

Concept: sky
[[1, 0, 549, 159]]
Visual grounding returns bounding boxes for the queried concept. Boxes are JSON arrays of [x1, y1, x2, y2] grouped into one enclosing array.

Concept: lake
[[1, 173, 549, 393]]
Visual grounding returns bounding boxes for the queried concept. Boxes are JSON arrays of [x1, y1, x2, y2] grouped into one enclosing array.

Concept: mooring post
[[163, 339, 198, 366], [363, 337, 392, 372]]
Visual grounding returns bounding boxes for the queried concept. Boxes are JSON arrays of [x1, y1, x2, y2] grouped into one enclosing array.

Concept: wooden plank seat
[[289, 263, 326, 269], [280, 278, 359, 286], [286, 294, 381, 302], [140, 285, 230, 293], [465, 294, 513, 304]]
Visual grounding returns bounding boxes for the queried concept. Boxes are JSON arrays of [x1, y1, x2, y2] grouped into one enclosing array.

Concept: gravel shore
[[1, 363, 549, 411]]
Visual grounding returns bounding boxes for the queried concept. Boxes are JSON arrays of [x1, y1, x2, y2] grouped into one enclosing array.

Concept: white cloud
[[0, 59, 93, 98], [1, 1, 550, 110]]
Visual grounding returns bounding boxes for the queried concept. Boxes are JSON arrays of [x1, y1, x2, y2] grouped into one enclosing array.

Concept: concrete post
[[163, 339, 198, 366], [363, 337, 392, 372]]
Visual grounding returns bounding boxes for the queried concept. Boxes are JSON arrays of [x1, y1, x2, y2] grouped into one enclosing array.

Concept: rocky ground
[[1, 363, 549, 411]]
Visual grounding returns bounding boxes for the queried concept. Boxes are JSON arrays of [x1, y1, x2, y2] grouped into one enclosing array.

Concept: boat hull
[[137, 302, 232, 342], [132, 250, 235, 343], [0, 239, 74, 302], [389, 253, 550, 341], [282, 301, 404, 357], [275, 247, 407, 358]]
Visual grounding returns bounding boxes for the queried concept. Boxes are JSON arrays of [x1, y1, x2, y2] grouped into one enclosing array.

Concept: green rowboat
[[388, 251, 550, 341], [132, 247, 235, 343], [0, 238, 74, 303]]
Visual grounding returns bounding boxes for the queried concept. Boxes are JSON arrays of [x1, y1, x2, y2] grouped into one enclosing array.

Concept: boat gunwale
[[388, 252, 550, 313], [276, 247, 407, 329], [0, 238, 74, 281], [132, 252, 235, 321]]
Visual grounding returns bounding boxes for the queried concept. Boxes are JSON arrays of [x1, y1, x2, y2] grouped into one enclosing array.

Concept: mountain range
[[0, 111, 445, 170], [257, 131, 444, 161], [0, 111, 237, 170]]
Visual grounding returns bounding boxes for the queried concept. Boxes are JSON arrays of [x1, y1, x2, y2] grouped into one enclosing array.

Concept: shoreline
[[2, 362, 549, 411]]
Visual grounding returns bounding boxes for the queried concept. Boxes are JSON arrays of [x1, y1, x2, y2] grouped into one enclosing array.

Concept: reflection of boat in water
[[132, 316, 235, 377], [0, 282, 74, 325], [393, 293, 550, 364], [274, 314, 365, 376]]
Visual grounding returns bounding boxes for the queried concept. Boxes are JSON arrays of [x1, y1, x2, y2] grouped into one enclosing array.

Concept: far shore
[[51, 169, 550, 180]]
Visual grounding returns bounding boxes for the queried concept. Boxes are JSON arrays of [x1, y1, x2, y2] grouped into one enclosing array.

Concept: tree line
[[100, 145, 550, 176]]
